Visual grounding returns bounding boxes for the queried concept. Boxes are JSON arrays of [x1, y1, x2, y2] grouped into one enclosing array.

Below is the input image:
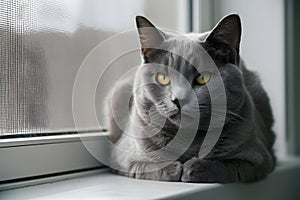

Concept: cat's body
[[106, 14, 275, 183]]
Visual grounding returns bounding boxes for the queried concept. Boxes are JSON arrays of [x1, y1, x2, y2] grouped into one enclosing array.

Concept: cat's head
[[134, 14, 245, 129]]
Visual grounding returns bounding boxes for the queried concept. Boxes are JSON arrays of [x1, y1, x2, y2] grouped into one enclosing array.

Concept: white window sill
[[1, 157, 300, 200]]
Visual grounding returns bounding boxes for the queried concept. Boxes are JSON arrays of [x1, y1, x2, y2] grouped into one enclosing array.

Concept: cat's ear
[[135, 16, 165, 57], [206, 14, 241, 52]]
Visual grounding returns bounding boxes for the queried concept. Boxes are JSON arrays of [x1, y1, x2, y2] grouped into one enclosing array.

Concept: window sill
[[1, 157, 300, 200]]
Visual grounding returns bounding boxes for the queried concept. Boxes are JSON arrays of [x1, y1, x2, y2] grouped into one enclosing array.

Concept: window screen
[[0, 0, 47, 134], [0, 0, 188, 136]]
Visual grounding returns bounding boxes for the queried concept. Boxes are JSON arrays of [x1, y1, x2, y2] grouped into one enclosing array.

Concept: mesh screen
[[0, 0, 47, 135], [0, 0, 184, 136]]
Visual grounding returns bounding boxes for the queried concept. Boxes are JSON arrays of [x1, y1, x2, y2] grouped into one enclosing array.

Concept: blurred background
[[0, 0, 299, 158]]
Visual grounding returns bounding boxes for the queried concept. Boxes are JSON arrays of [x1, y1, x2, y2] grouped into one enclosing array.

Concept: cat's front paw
[[181, 157, 205, 182], [161, 161, 183, 181], [182, 158, 241, 183], [181, 158, 219, 183]]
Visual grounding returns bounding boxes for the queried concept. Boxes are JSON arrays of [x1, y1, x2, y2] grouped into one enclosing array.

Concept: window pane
[[0, 0, 187, 136]]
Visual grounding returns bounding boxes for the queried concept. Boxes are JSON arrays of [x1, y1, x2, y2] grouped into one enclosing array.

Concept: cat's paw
[[181, 158, 212, 183], [160, 161, 183, 181], [181, 157, 202, 182], [182, 158, 241, 183]]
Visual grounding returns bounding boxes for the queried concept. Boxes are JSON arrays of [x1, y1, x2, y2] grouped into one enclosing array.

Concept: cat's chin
[[168, 115, 181, 126]]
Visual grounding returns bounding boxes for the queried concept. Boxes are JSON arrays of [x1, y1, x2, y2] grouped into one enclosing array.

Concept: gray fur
[[106, 14, 275, 183]]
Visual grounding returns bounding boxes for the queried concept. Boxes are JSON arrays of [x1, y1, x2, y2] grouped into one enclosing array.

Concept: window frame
[[0, 132, 107, 190], [285, 0, 300, 155]]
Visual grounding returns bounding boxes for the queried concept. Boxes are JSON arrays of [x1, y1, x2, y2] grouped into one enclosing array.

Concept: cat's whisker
[[226, 111, 245, 121]]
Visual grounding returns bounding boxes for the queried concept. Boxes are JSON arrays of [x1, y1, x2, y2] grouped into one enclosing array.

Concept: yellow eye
[[196, 72, 211, 85], [156, 73, 170, 85]]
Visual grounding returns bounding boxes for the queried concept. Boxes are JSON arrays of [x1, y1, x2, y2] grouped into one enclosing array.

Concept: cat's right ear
[[206, 14, 241, 51], [135, 16, 165, 58], [204, 14, 241, 65]]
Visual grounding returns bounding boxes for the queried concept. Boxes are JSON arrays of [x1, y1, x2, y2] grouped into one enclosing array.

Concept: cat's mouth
[[168, 103, 181, 118], [168, 109, 182, 125], [168, 108, 202, 127], [168, 109, 180, 119], [167, 100, 183, 124], [169, 110, 180, 119]]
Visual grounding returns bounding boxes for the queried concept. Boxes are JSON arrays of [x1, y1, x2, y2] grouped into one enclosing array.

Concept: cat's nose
[[171, 96, 189, 108], [171, 88, 190, 106]]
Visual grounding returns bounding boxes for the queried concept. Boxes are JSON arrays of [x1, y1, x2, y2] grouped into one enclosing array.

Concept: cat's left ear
[[135, 16, 165, 58], [206, 14, 242, 54], [203, 14, 242, 66]]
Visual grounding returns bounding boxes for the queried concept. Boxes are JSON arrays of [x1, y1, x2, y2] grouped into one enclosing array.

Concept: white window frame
[[0, 132, 108, 190]]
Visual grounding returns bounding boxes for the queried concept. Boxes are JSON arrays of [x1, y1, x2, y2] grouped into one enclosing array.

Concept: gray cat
[[106, 14, 276, 183]]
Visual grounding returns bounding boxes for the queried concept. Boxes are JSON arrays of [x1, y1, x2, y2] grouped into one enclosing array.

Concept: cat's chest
[[177, 132, 205, 163]]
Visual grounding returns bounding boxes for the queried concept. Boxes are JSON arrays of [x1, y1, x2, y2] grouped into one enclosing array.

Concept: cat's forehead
[[161, 34, 212, 72], [165, 34, 202, 51], [165, 32, 208, 47]]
